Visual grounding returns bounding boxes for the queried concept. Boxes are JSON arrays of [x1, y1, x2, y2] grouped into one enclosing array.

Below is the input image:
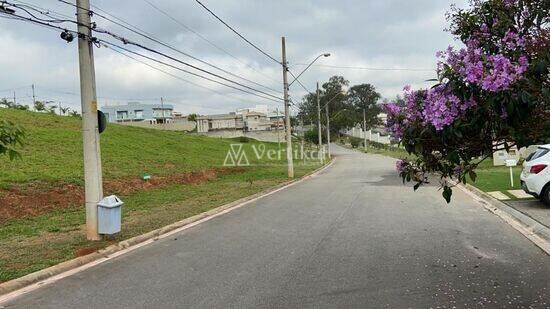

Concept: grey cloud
[[0, 0, 468, 115]]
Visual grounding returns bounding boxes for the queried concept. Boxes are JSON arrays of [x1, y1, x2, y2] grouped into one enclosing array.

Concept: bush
[[349, 137, 362, 148], [304, 129, 326, 144]]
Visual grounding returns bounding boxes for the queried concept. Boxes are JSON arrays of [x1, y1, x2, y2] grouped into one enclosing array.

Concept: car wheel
[[543, 184, 550, 206]]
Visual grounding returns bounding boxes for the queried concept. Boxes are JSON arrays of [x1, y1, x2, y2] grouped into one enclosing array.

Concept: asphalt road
[[5, 145, 549, 308]]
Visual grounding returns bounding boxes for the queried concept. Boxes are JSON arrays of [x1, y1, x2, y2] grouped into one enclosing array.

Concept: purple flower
[[438, 38, 529, 92], [396, 160, 406, 173], [422, 86, 477, 131]]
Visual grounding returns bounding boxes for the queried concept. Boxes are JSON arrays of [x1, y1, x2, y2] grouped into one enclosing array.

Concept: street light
[[322, 91, 346, 159], [289, 53, 331, 87]]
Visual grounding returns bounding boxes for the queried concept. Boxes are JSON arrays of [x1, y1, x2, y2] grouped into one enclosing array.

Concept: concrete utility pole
[[276, 107, 280, 147], [316, 82, 323, 157], [281, 37, 294, 178], [326, 103, 331, 158], [161, 97, 164, 124], [77, 0, 103, 241], [31, 84, 36, 106], [363, 108, 367, 149]]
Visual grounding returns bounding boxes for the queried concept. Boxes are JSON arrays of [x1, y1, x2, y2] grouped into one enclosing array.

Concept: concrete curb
[[456, 183, 550, 255], [0, 159, 336, 300]]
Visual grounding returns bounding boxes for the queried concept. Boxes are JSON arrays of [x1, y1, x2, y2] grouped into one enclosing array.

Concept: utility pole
[[316, 82, 323, 158], [326, 103, 331, 158], [276, 107, 280, 147], [363, 108, 367, 150], [281, 37, 294, 178], [161, 97, 164, 124], [77, 0, 103, 241], [31, 84, 36, 106], [13, 91, 16, 105]]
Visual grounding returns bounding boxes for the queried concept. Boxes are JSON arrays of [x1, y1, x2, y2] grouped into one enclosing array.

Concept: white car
[[520, 144, 550, 205]]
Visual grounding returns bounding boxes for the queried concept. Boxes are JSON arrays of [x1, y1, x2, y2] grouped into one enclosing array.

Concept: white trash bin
[[97, 195, 124, 235]]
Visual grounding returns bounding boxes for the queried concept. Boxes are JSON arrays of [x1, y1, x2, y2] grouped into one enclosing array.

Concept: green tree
[[187, 113, 198, 122], [33, 101, 46, 112], [0, 120, 25, 160], [320, 76, 353, 135], [0, 98, 13, 108], [59, 106, 70, 115], [47, 105, 57, 115], [347, 83, 382, 130]]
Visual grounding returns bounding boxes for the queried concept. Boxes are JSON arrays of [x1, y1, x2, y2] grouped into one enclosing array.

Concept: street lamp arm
[[322, 92, 344, 109], [288, 53, 330, 87]]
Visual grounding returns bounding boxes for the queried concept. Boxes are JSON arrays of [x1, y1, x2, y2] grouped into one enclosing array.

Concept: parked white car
[[520, 144, 550, 205]]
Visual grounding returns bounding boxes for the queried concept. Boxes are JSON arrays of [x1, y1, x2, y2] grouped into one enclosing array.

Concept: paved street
[[5, 145, 549, 308]]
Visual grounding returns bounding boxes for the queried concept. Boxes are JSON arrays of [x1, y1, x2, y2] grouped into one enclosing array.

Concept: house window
[[116, 111, 128, 120], [135, 110, 144, 119]]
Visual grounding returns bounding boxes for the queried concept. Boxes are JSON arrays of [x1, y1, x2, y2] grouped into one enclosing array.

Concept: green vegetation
[[466, 160, 523, 194], [0, 109, 324, 282], [339, 137, 413, 160]]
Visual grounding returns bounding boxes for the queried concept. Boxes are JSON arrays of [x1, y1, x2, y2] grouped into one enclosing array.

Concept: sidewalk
[[504, 200, 550, 229]]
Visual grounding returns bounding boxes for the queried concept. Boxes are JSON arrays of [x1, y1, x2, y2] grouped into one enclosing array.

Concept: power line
[[56, 0, 281, 95], [293, 63, 434, 72], [141, 0, 280, 84], [102, 41, 282, 103], [96, 33, 283, 101], [1, 5, 284, 103], [288, 70, 311, 94], [193, 0, 281, 65], [105, 45, 280, 106], [12, 0, 74, 19]]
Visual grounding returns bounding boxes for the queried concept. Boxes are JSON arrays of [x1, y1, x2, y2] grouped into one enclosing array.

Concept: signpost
[[505, 159, 518, 187]]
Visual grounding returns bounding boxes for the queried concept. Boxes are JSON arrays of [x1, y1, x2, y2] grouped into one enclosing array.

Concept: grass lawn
[[0, 109, 324, 282], [466, 160, 523, 194]]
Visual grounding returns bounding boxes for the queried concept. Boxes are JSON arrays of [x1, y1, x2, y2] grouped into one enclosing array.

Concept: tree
[[33, 101, 46, 112], [59, 106, 70, 115], [0, 98, 13, 108], [69, 110, 81, 118], [1, 98, 29, 111], [347, 83, 382, 130], [187, 113, 198, 122], [385, 0, 549, 202], [47, 105, 57, 115], [0, 120, 25, 160], [320, 76, 353, 135]]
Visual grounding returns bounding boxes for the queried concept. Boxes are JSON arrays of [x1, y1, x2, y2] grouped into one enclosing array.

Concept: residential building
[[197, 105, 285, 133], [243, 111, 271, 131], [197, 112, 244, 133], [101, 102, 174, 124]]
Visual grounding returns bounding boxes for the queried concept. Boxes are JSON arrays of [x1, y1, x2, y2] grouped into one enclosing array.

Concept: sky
[[0, 0, 469, 115]]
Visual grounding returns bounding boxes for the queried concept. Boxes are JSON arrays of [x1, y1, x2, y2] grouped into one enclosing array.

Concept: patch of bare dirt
[[0, 168, 242, 224]]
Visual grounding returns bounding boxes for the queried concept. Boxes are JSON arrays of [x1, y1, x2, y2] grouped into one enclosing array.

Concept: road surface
[[5, 145, 549, 308]]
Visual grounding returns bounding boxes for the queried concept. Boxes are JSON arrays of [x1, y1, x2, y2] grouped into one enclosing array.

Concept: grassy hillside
[[0, 108, 324, 282], [0, 108, 286, 187]]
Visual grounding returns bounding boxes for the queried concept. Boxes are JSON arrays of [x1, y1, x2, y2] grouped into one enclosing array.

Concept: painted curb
[[456, 183, 550, 255], [0, 159, 336, 300]]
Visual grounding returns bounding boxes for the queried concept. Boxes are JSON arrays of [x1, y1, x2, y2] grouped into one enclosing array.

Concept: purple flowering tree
[[385, 0, 549, 202]]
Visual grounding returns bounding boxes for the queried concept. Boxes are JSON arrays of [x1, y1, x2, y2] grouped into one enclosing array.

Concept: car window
[[527, 148, 549, 161]]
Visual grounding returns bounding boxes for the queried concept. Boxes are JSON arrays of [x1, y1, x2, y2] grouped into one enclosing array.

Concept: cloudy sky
[[0, 0, 469, 115]]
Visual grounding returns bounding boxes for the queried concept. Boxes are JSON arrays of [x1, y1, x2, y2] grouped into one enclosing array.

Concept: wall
[[345, 127, 391, 145], [198, 130, 283, 143], [118, 120, 196, 132]]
